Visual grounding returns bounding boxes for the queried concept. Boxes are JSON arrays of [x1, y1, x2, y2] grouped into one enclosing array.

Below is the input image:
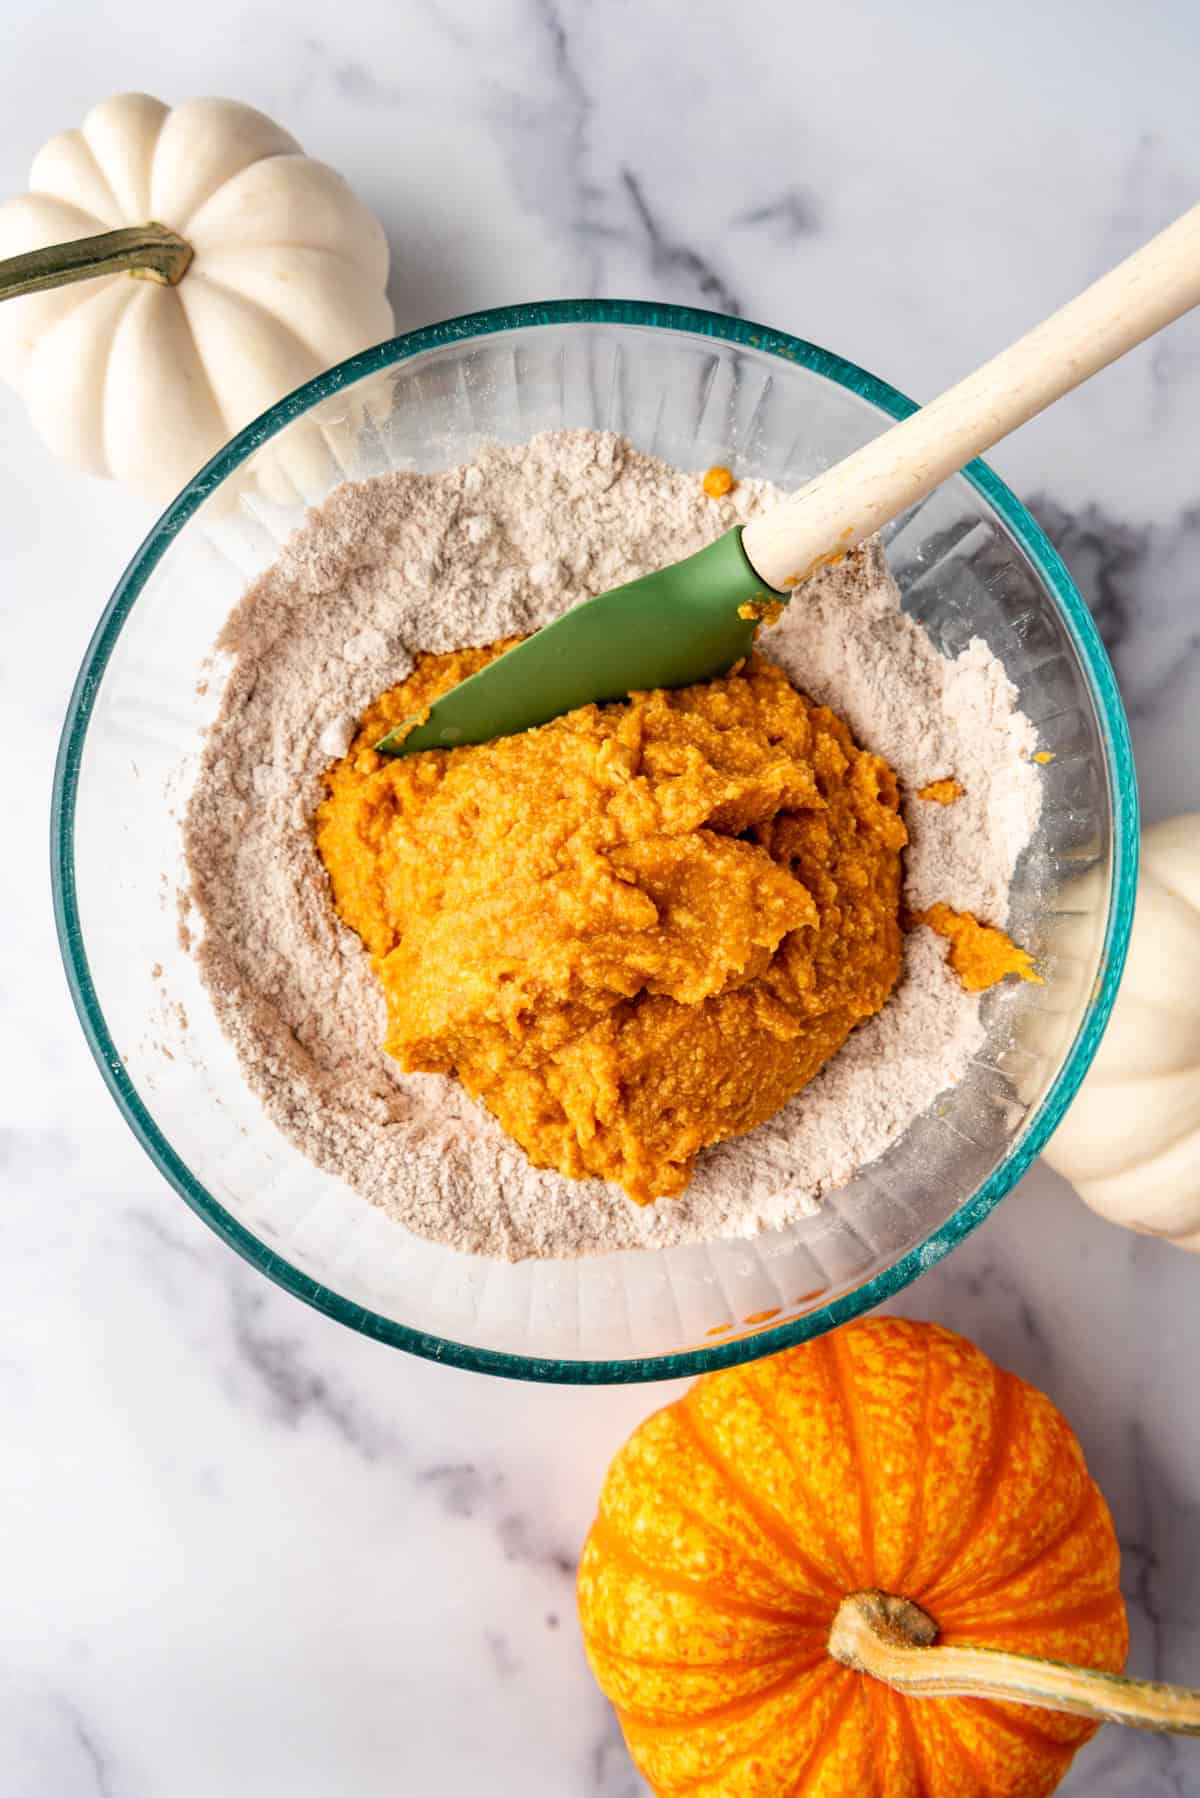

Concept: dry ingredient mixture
[[182, 430, 1042, 1261], [317, 649, 907, 1204]]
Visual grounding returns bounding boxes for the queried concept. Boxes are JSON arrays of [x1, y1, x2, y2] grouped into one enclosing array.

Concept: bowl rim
[[51, 297, 1139, 1385]]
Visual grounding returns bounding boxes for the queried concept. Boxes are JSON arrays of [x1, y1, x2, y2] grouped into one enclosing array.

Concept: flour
[[182, 431, 1041, 1261]]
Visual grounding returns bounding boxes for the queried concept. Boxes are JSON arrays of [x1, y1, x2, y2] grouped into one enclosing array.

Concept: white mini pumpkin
[[1043, 814, 1200, 1250], [0, 93, 394, 502]]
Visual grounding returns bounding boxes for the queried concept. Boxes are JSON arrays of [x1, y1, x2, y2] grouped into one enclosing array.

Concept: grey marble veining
[[2, 1, 1199, 1793]]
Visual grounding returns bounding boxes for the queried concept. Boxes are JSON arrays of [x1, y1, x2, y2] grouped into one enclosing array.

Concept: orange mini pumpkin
[[578, 1317, 1129, 1796]]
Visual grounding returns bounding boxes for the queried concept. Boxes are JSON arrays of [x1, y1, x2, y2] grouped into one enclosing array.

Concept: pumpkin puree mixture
[[912, 900, 1043, 993], [917, 776, 963, 804], [317, 644, 909, 1203], [183, 434, 1047, 1256]]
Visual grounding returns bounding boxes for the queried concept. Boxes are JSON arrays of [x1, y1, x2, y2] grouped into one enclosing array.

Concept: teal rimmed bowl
[[52, 300, 1137, 1383]]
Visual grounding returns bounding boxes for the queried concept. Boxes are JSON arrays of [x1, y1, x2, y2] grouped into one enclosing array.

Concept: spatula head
[[377, 527, 783, 756]]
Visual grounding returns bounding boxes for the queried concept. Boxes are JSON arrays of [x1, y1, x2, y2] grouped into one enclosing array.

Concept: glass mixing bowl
[[52, 301, 1137, 1382]]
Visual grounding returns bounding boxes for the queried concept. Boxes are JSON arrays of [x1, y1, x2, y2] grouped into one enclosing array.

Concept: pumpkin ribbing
[[578, 1318, 1128, 1796]]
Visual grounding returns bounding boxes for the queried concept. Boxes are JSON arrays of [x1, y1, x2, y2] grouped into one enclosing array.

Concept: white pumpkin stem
[[829, 1591, 1200, 1735], [0, 223, 193, 301]]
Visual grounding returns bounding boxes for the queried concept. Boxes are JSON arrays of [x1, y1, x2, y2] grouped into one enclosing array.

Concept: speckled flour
[[182, 431, 1041, 1261]]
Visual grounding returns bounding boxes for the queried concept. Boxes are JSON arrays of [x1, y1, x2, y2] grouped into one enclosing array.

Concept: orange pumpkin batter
[[916, 777, 963, 804], [913, 901, 1042, 992], [316, 646, 907, 1203]]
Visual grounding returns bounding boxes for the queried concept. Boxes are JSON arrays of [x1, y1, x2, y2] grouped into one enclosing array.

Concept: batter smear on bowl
[[317, 649, 907, 1202], [182, 430, 1044, 1261]]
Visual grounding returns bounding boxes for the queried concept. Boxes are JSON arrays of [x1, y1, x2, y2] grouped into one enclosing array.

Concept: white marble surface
[[2, 2, 1199, 1792]]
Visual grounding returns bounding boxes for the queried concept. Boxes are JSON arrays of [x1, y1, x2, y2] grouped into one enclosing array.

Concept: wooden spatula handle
[[742, 204, 1200, 593]]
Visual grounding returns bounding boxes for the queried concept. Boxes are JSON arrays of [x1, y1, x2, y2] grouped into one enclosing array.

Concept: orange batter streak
[[912, 901, 1042, 992], [917, 778, 963, 805]]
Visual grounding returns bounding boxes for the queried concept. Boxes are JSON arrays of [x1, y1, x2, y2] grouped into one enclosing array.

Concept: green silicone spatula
[[379, 205, 1200, 757]]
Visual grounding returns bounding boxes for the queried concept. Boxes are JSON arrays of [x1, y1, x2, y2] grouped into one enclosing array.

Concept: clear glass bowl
[[52, 301, 1137, 1383]]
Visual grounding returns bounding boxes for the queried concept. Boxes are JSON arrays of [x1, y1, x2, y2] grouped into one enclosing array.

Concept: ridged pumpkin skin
[[0, 93, 393, 503], [578, 1318, 1128, 1797]]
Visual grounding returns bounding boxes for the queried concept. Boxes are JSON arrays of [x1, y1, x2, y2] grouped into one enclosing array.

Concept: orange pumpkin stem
[[829, 1591, 1200, 1736]]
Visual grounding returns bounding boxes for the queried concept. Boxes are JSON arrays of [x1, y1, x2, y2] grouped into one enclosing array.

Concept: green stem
[[0, 223, 193, 302]]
